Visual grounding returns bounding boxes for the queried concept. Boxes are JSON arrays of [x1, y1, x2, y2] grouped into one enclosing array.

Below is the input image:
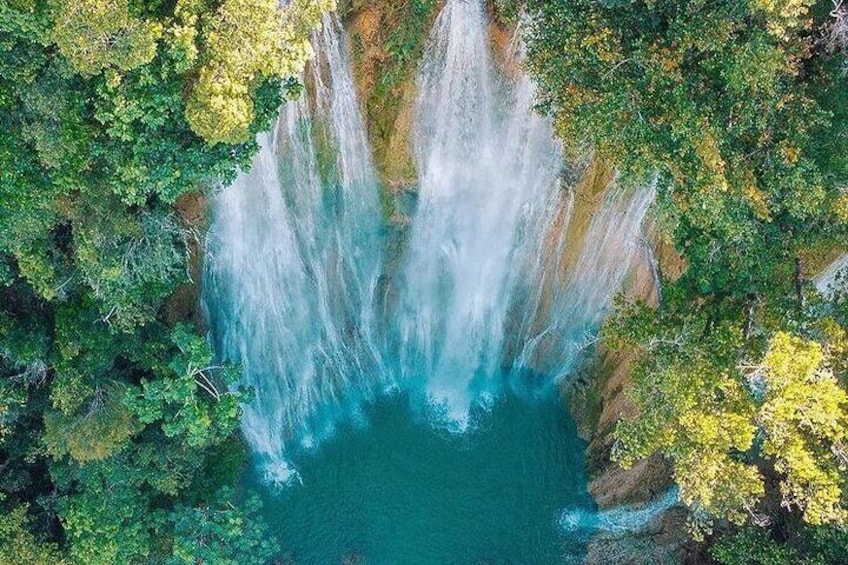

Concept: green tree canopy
[[526, 0, 848, 541], [0, 0, 335, 560]]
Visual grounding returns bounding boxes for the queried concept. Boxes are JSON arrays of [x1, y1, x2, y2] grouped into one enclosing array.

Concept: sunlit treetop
[[608, 296, 848, 536], [758, 332, 848, 526], [51, 0, 163, 76], [185, 0, 335, 144], [48, 0, 335, 144]]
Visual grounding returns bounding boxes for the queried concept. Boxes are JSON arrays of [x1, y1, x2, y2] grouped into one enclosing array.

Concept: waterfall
[[393, 0, 562, 426], [514, 183, 657, 380], [203, 14, 384, 484], [394, 0, 654, 427], [204, 0, 655, 480]]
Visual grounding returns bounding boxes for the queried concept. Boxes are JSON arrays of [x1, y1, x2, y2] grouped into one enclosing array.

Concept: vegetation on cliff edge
[[526, 0, 848, 553]]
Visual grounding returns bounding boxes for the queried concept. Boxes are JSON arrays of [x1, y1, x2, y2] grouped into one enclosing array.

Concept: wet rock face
[[565, 224, 694, 564], [340, 0, 522, 219], [569, 352, 690, 564], [589, 455, 672, 510], [340, 0, 444, 193]]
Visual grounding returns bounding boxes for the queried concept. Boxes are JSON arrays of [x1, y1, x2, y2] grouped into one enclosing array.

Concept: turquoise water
[[249, 392, 594, 564]]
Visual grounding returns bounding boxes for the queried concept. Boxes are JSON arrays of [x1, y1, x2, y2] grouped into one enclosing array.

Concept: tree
[[126, 324, 244, 450], [757, 332, 848, 526], [526, 0, 848, 540], [606, 297, 848, 535], [606, 300, 763, 531], [0, 498, 68, 565], [711, 524, 848, 565], [526, 0, 848, 301], [51, 0, 162, 76], [185, 0, 334, 143], [0, 0, 336, 560], [167, 488, 279, 565]]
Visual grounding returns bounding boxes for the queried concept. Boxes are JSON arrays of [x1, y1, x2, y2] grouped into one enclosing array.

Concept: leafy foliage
[[607, 299, 848, 534], [0, 497, 68, 565], [607, 301, 762, 528], [526, 0, 848, 544], [526, 0, 848, 299], [711, 524, 848, 565], [758, 333, 848, 525], [127, 325, 244, 449], [167, 489, 279, 565], [185, 0, 334, 143], [0, 0, 334, 561], [51, 0, 162, 76]]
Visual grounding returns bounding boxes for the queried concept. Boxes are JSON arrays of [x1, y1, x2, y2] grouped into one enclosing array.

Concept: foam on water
[[559, 489, 679, 536]]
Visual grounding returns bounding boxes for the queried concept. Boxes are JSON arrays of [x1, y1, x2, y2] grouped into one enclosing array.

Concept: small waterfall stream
[[203, 4, 657, 553], [815, 252, 848, 297]]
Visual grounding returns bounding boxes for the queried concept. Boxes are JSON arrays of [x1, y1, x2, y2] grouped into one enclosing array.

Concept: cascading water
[[393, 0, 564, 426], [205, 0, 655, 474], [559, 489, 679, 535], [514, 183, 657, 380], [203, 13, 384, 484], [204, 0, 661, 560], [394, 0, 655, 426], [816, 252, 848, 297]]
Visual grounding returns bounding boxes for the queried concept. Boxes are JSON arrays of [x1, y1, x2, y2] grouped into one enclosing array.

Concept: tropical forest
[[1, 0, 847, 563]]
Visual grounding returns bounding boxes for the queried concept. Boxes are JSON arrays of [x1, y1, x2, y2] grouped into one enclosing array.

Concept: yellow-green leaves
[[0, 501, 68, 565], [165, 0, 205, 72], [51, 0, 162, 76], [43, 384, 142, 463], [185, 0, 335, 144], [676, 451, 765, 531], [751, 0, 815, 40], [611, 298, 848, 534], [615, 356, 762, 534], [759, 332, 848, 525], [185, 66, 254, 144], [48, 0, 334, 143]]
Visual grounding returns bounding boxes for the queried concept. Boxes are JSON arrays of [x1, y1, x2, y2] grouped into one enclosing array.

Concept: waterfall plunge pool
[[209, 1, 657, 561], [246, 390, 595, 564]]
